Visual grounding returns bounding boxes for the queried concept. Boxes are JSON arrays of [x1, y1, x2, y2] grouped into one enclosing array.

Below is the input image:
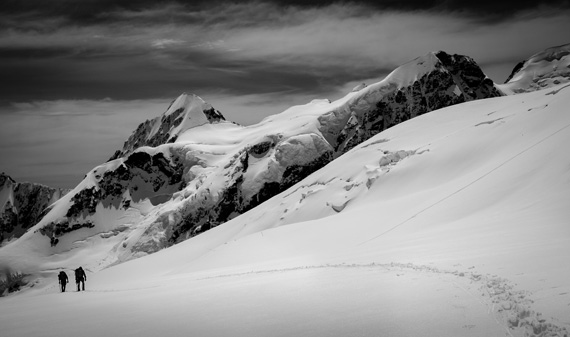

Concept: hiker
[[75, 267, 87, 291], [58, 271, 69, 292]]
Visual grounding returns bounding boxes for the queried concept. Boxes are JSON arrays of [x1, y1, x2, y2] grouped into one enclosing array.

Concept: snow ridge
[[109, 93, 226, 160], [318, 50, 501, 155]]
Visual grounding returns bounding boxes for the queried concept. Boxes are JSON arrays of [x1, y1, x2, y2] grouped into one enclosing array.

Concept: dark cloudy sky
[[1, 0, 569, 188]]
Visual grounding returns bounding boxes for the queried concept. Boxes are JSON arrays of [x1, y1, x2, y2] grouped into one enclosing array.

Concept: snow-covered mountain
[[0, 51, 503, 273], [499, 42, 570, 94], [108, 94, 226, 160], [320, 51, 501, 155], [1, 44, 569, 337], [0, 173, 69, 245]]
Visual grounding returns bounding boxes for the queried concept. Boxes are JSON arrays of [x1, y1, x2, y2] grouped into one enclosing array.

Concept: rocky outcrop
[[0, 173, 70, 244], [39, 220, 95, 247], [319, 51, 502, 156], [38, 151, 186, 246]]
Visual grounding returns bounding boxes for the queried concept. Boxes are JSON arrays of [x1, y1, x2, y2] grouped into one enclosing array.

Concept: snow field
[[1, 263, 528, 337], [1, 80, 570, 336]]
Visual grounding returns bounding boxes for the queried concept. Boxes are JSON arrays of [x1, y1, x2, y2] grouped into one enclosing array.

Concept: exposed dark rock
[[109, 107, 185, 161], [0, 173, 69, 244], [37, 150, 187, 245], [0, 202, 17, 244], [280, 151, 333, 190], [320, 51, 502, 156], [66, 187, 100, 218], [249, 141, 274, 158], [203, 107, 226, 123], [66, 151, 186, 223], [504, 60, 526, 84], [169, 148, 334, 244], [1, 172, 16, 187], [38, 220, 95, 247]]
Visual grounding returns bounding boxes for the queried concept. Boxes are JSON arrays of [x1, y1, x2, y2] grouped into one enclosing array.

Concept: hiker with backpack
[[75, 267, 87, 291], [58, 270, 69, 292]]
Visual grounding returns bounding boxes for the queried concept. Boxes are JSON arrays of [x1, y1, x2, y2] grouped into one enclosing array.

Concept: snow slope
[[1, 82, 569, 337]]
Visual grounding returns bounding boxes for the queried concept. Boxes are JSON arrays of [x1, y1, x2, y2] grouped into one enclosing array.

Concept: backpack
[[75, 268, 84, 280]]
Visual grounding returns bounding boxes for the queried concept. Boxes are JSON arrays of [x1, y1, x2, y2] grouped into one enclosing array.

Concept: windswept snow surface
[[2, 84, 570, 337]]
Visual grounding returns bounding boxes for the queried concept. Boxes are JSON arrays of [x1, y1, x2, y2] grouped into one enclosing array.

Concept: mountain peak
[[164, 93, 207, 116], [380, 50, 496, 100], [0, 172, 16, 188], [318, 50, 501, 156], [382, 52, 441, 88], [109, 93, 226, 161]]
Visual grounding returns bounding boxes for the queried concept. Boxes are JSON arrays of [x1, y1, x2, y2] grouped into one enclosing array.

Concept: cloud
[[151, 39, 185, 49], [210, 5, 570, 82], [1, 1, 569, 103], [1, 0, 569, 187]]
